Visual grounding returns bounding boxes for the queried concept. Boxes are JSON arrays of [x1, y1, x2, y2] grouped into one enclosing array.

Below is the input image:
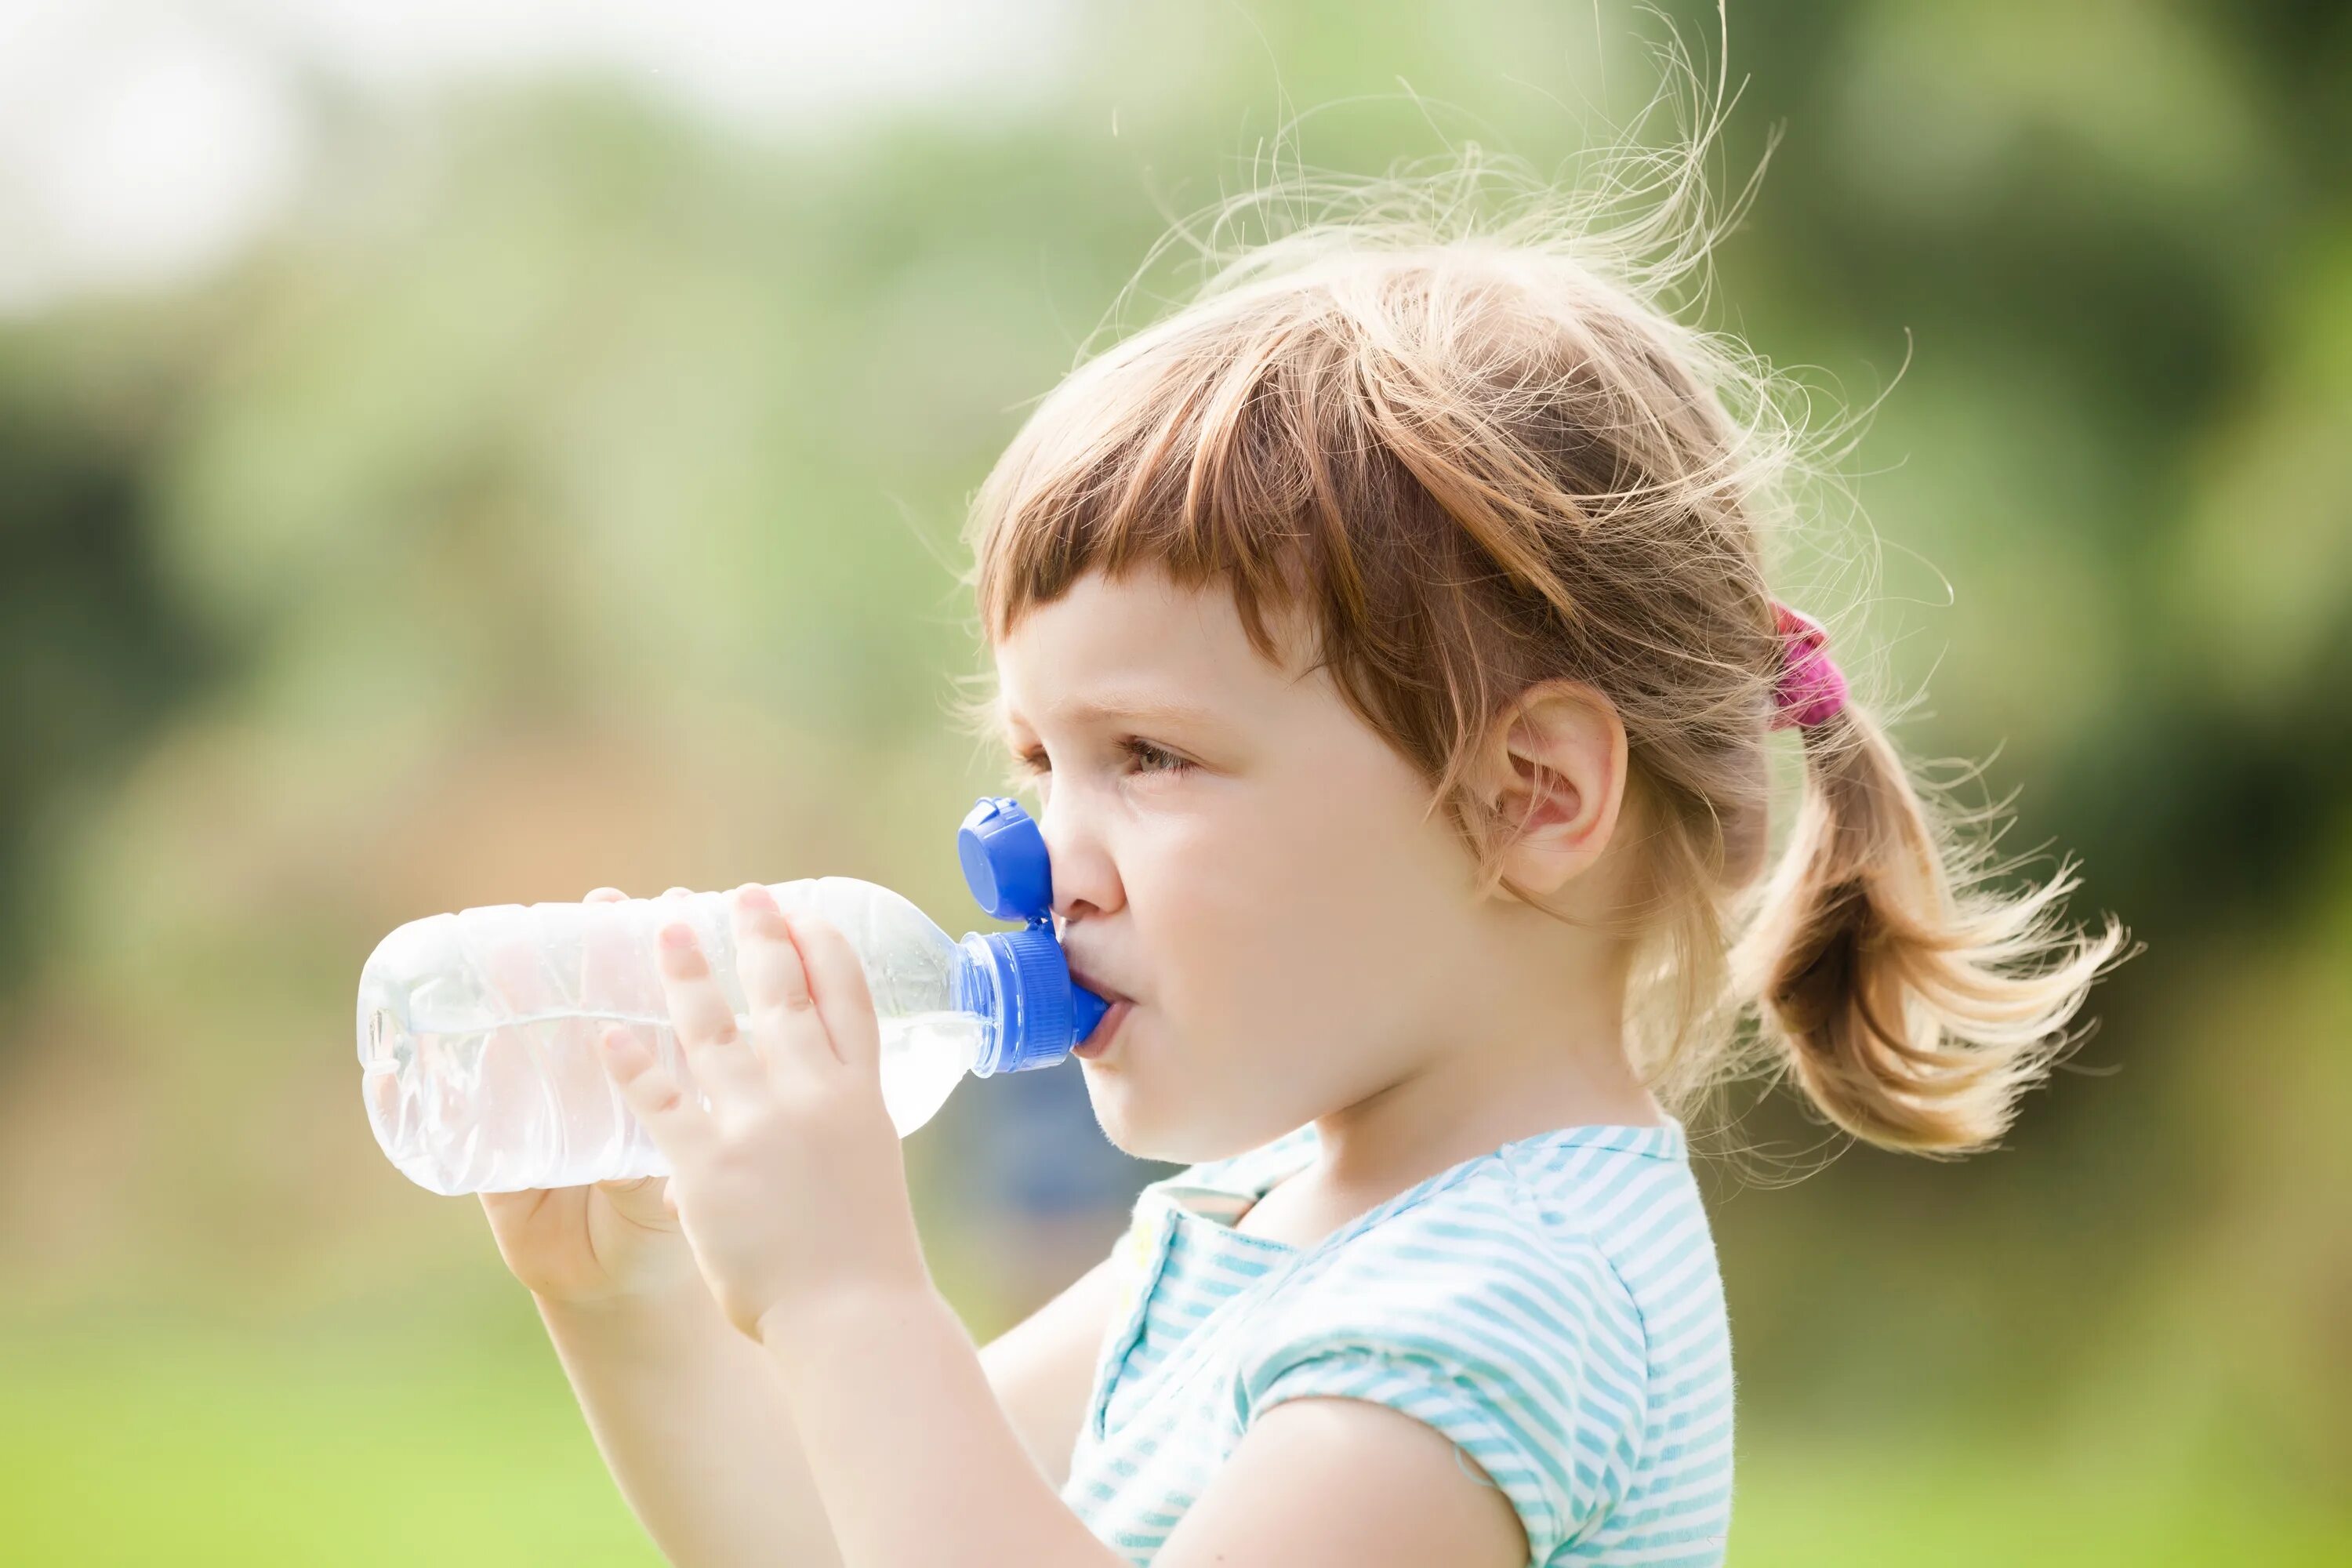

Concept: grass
[[2, 1319, 2343, 1566], [1731, 1441, 2350, 1566]]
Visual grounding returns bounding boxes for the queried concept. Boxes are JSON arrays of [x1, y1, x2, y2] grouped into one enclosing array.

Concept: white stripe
[[1064, 1120, 1731, 1566]]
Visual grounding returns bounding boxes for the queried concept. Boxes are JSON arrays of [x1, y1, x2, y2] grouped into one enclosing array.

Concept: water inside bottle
[[877, 1010, 985, 1133], [363, 1005, 985, 1196]]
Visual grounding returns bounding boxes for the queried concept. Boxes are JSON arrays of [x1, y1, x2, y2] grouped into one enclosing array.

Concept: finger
[[655, 909, 771, 1102], [471, 907, 567, 1183], [599, 1026, 714, 1154], [784, 909, 884, 1075], [579, 887, 662, 1016], [583, 888, 630, 996], [642, 887, 705, 1094], [576, 885, 659, 1143], [731, 884, 844, 1071]]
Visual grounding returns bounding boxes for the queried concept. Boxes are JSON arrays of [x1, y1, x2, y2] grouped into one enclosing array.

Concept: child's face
[[993, 564, 1493, 1166]]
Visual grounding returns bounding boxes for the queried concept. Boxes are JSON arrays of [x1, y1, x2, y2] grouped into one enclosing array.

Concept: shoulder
[[1228, 1152, 1673, 1559], [1241, 1156, 1653, 1390]]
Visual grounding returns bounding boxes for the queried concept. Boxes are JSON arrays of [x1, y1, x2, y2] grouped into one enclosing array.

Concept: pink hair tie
[[1769, 602, 1848, 729]]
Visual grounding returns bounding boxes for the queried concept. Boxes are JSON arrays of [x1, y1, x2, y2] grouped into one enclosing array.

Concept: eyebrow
[[998, 694, 1223, 742]]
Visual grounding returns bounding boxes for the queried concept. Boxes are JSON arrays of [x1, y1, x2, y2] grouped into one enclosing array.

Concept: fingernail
[[736, 884, 778, 914], [660, 922, 695, 949]]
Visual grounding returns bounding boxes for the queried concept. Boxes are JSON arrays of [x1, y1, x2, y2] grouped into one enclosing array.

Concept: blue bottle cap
[[959, 795, 1053, 921], [956, 796, 1112, 1074]]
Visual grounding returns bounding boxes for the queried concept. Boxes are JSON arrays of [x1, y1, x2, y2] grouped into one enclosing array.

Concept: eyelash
[[1014, 738, 1195, 784]]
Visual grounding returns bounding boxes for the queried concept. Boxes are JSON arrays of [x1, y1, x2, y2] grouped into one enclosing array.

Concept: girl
[[481, 142, 2132, 1568]]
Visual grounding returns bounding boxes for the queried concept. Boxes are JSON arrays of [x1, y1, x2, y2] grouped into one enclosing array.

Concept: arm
[[1154, 1396, 1526, 1568], [535, 1276, 840, 1568], [977, 1254, 1123, 1489], [757, 1284, 1526, 1568], [539, 1255, 1123, 1567]]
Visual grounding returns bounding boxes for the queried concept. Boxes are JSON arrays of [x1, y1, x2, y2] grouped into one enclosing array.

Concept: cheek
[[1148, 784, 1440, 1056], [1080, 1025, 1291, 1165], [1094, 781, 1468, 1161]]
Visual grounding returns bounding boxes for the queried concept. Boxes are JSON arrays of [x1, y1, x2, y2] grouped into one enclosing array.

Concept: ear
[[1476, 678, 1629, 899]]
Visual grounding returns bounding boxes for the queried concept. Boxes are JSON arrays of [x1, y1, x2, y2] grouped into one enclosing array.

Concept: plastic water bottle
[[358, 797, 1110, 1196]]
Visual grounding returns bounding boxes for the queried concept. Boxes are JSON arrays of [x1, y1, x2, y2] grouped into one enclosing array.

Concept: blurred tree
[[0, 360, 222, 1014], [0, 5, 2344, 1553]]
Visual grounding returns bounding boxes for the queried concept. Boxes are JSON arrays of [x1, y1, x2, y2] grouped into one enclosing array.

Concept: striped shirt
[[1061, 1117, 1733, 1566]]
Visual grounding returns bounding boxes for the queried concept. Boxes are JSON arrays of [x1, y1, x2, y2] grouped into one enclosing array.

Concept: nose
[[1040, 791, 1123, 928]]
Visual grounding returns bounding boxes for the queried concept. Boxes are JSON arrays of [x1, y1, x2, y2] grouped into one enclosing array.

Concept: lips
[[1075, 998, 1134, 1058], [1064, 960, 1133, 1006]]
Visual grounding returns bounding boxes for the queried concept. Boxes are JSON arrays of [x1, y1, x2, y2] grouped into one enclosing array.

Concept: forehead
[[991, 568, 1312, 731]]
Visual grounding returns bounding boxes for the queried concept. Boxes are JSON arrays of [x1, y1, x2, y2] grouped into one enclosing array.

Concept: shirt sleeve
[[1232, 1208, 1649, 1565]]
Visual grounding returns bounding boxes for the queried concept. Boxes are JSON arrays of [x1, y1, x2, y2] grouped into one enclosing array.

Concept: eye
[[1007, 739, 1195, 785], [1119, 738, 1195, 779]]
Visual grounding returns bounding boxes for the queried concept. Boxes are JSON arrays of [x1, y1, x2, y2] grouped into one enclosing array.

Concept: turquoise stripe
[[1612, 1475, 1735, 1528], [1476, 1276, 1648, 1407], [1064, 1120, 1731, 1566], [1617, 1225, 1714, 1292]]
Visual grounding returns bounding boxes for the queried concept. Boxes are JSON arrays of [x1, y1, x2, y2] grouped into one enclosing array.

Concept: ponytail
[[1728, 698, 2137, 1156]]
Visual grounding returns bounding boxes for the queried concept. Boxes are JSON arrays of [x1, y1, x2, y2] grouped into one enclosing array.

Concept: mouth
[[1065, 960, 1133, 1007], [1074, 998, 1134, 1059]]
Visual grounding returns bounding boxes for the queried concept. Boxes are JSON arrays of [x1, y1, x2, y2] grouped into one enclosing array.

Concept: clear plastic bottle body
[[358, 877, 990, 1196]]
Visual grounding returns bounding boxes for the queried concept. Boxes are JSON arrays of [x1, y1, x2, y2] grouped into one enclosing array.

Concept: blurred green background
[[2, 2, 2347, 1563]]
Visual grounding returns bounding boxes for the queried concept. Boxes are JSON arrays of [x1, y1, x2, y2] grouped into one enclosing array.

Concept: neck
[[1308, 919, 1660, 1201]]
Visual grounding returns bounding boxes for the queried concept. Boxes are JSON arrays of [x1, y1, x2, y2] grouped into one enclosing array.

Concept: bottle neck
[[953, 933, 1011, 1076], [955, 926, 1080, 1076]]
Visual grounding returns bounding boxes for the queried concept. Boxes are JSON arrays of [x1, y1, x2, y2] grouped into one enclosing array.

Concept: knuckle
[[713, 1126, 775, 1171], [765, 1075, 829, 1116], [746, 1003, 800, 1039], [756, 985, 816, 1018], [738, 1100, 796, 1139]]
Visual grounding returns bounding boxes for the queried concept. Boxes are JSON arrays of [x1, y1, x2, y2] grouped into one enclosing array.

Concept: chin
[[1078, 1067, 1169, 1160], [1079, 1064, 1272, 1168]]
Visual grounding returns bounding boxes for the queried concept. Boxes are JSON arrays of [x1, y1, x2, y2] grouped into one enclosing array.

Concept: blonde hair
[[947, 47, 2136, 1160]]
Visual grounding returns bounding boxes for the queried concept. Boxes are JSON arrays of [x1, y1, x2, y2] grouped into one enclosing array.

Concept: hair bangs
[[961, 305, 1344, 672]]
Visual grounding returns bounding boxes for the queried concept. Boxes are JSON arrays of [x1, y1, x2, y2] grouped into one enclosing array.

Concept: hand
[[477, 885, 706, 1308], [597, 882, 931, 1344]]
